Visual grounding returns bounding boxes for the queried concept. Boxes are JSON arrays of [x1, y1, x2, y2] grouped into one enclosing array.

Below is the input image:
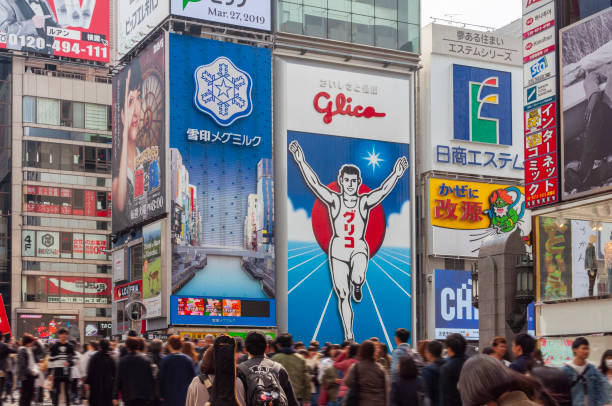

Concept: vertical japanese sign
[[523, 0, 559, 208], [142, 221, 162, 318]]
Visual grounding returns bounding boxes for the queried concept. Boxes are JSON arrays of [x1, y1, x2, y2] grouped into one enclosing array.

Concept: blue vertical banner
[[434, 269, 479, 340]]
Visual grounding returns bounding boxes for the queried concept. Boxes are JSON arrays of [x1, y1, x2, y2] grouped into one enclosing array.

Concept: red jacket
[[333, 352, 358, 398]]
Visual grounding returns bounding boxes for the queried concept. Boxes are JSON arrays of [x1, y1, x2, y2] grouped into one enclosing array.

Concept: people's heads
[[57, 328, 69, 343], [348, 343, 360, 359], [149, 339, 162, 354], [513, 333, 536, 357], [399, 355, 419, 380], [309, 340, 320, 350], [167, 335, 183, 352], [417, 340, 430, 361], [599, 349, 612, 374], [295, 341, 305, 351], [338, 164, 361, 196], [458, 355, 553, 406], [182, 341, 198, 362], [357, 340, 377, 362], [245, 331, 267, 357], [395, 328, 410, 345], [491, 336, 508, 360], [200, 345, 215, 375], [482, 346, 495, 356], [425, 340, 443, 362], [125, 337, 140, 353], [276, 333, 294, 349], [119, 61, 143, 138], [572, 337, 590, 361], [99, 339, 110, 353], [235, 337, 245, 354], [307, 346, 318, 359], [88, 341, 99, 352], [266, 336, 276, 353], [204, 334, 215, 346], [445, 333, 467, 357], [21, 334, 34, 347]]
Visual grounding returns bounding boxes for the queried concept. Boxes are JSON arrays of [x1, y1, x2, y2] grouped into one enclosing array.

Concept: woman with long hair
[[390, 355, 427, 406], [599, 349, 612, 401], [344, 340, 387, 406], [86, 339, 116, 406], [181, 342, 199, 375]]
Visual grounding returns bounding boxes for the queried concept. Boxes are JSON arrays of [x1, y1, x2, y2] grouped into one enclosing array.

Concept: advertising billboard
[[114, 280, 142, 302], [170, 296, 275, 327], [112, 35, 166, 234], [36, 231, 60, 258], [561, 7, 612, 199], [538, 217, 572, 301], [17, 313, 78, 341], [116, 0, 169, 60], [434, 270, 479, 340], [429, 178, 531, 257], [168, 34, 273, 326], [171, 0, 271, 31], [0, 0, 109, 62], [278, 58, 412, 347], [142, 221, 162, 318]]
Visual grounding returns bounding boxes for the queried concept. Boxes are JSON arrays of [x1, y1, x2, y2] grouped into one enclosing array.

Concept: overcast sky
[[421, 0, 522, 30]]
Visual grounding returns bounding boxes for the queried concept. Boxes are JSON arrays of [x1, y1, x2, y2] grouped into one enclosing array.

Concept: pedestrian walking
[[561, 337, 610, 406], [421, 340, 445, 406], [440, 333, 469, 406], [159, 335, 196, 406], [146, 339, 164, 406], [344, 340, 387, 406], [305, 346, 320, 406], [272, 334, 311, 406], [181, 341, 199, 375], [79, 341, 98, 384], [510, 333, 536, 374], [0, 334, 16, 406], [599, 349, 612, 402], [531, 365, 573, 406], [49, 328, 74, 406], [113, 337, 155, 406], [318, 348, 340, 406], [490, 336, 511, 366], [390, 328, 422, 378], [85, 339, 116, 406], [458, 355, 557, 406], [17, 334, 39, 406], [333, 343, 358, 403], [390, 355, 428, 406]]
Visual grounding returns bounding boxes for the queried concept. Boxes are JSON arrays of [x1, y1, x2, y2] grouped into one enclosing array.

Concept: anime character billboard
[[287, 131, 411, 346]]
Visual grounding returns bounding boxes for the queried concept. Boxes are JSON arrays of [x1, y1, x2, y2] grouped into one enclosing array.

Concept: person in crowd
[[491, 336, 512, 366], [417, 340, 430, 363], [531, 364, 573, 406], [344, 340, 387, 406], [482, 347, 495, 356], [181, 341, 199, 375], [377, 343, 392, 372], [185, 342, 246, 406], [600, 349, 612, 401], [79, 341, 98, 384], [318, 345, 334, 389], [510, 333, 537, 374], [440, 333, 469, 406], [70, 341, 82, 404], [0, 334, 16, 406], [390, 355, 427, 406], [561, 337, 610, 406], [114, 337, 155, 406], [334, 343, 359, 402], [86, 339, 116, 406], [391, 328, 422, 378], [235, 337, 248, 364], [146, 339, 164, 406], [533, 349, 545, 367], [272, 333, 311, 406], [49, 328, 74, 406], [458, 355, 557, 406], [17, 334, 39, 406], [305, 346, 321, 406], [159, 335, 196, 406], [310, 341, 320, 351], [4, 339, 16, 404], [318, 348, 340, 406], [295, 342, 306, 352], [421, 340, 445, 406], [238, 332, 299, 406]]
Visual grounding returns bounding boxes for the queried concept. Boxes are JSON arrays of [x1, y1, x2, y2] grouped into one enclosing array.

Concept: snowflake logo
[[193, 56, 253, 127]]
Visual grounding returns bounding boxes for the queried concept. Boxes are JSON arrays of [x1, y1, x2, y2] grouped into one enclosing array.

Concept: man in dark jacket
[[271, 334, 311, 406], [113, 337, 155, 406], [49, 328, 74, 406], [0, 334, 16, 406], [86, 339, 116, 406], [510, 333, 536, 374], [439, 333, 468, 406], [158, 335, 195, 406], [422, 341, 445, 406]]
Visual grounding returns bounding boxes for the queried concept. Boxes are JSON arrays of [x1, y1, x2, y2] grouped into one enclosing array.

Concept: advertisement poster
[[142, 221, 162, 318], [540, 338, 574, 366], [561, 7, 612, 198], [112, 248, 125, 282], [168, 33, 274, 323], [84, 234, 107, 260], [36, 231, 60, 258], [538, 217, 572, 301], [114, 280, 142, 302], [0, 0, 109, 62], [171, 296, 275, 326], [17, 314, 78, 341], [112, 35, 166, 234], [171, 0, 271, 31], [570, 220, 594, 298], [434, 270, 479, 340], [287, 130, 410, 344], [116, 0, 169, 60], [429, 178, 531, 257]]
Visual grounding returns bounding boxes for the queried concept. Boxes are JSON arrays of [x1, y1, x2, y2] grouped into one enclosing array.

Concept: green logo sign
[[183, 0, 201, 9]]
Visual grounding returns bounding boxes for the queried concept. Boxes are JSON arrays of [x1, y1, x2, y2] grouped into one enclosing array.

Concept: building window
[[22, 141, 110, 174], [21, 97, 109, 131], [73, 102, 85, 129], [23, 96, 36, 123], [85, 104, 108, 131], [36, 98, 60, 126], [60, 100, 72, 127], [130, 244, 143, 281]]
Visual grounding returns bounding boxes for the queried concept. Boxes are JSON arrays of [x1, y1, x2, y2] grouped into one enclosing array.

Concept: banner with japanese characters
[[112, 35, 166, 234], [168, 34, 274, 326], [429, 178, 531, 257], [171, 0, 271, 32], [116, 0, 169, 60]]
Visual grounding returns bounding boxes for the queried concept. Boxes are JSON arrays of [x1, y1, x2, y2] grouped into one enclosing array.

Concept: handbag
[[341, 363, 359, 406]]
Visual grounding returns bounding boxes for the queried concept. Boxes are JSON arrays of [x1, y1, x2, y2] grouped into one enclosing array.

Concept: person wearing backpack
[[271, 334, 311, 406], [391, 328, 423, 379], [238, 332, 299, 406], [561, 337, 611, 406]]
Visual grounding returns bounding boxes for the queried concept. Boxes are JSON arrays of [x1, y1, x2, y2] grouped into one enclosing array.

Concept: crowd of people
[[0, 328, 610, 406]]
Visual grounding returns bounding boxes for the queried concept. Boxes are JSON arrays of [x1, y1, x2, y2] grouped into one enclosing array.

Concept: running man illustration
[[289, 140, 408, 341]]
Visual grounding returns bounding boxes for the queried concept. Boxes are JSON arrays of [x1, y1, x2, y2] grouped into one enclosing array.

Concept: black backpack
[[238, 358, 288, 406]]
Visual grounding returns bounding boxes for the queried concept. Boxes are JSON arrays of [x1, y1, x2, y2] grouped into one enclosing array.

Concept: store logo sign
[[194, 56, 253, 127], [530, 56, 548, 78], [313, 92, 386, 124], [453, 64, 513, 145], [41, 233, 54, 248]]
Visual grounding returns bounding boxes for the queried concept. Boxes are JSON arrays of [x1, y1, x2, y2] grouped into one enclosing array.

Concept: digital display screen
[[172, 296, 274, 327]]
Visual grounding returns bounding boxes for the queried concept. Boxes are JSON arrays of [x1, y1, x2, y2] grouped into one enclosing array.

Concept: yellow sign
[[430, 178, 526, 231]]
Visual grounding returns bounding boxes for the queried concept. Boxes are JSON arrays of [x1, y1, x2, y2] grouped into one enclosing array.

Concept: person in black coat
[[390, 355, 427, 406], [16, 334, 39, 406], [510, 333, 537, 374], [530, 366, 573, 406], [440, 334, 469, 406], [113, 337, 155, 406], [422, 341, 446, 406], [86, 339, 116, 406]]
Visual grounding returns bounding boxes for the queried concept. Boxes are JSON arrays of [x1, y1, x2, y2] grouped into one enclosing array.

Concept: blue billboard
[[168, 34, 274, 327], [434, 269, 479, 340], [287, 131, 411, 347], [171, 296, 276, 327]]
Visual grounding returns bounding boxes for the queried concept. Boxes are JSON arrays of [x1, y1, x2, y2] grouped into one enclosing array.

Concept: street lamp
[[507, 254, 535, 333], [471, 262, 479, 309]]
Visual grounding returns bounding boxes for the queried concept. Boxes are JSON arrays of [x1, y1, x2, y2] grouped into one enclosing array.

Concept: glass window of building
[[130, 244, 143, 281], [23, 96, 36, 123], [36, 98, 60, 126], [84, 104, 108, 131], [73, 102, 85, 129], [278, 0, 419, 51]]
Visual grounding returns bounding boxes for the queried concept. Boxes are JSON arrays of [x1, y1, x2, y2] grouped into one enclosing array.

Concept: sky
[[421, 0, 522, 30]]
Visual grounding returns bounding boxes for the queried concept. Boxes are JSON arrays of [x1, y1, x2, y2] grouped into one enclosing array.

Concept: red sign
[[313, 92, 386, 124], [526, 178, 558, 209], [0, 295, 11, 336], [525, 152, 558, 184], [114, 280, 142, 302], [525, 127, 557, 159], [524, 101, 556, 135], [84, 190, 96, 217]]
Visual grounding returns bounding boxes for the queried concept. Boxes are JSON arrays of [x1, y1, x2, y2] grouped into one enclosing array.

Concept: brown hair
[[182, 341, 198, 362], [125, 337, 140, 352], [358, 340, 376, 362], [200, 346, 214, 375], [21, 334, 34, 346], [491, 336, 507, 347], [167, 335, 183, 351]]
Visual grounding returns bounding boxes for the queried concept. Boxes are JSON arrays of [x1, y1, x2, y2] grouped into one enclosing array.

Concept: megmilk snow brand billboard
[[279, 59, 412, 347], [112, 35, 166, 234], [0, 0, 110, 62], [171, 0, 271, 31], [168, 34, 273, 326], [116, 0, 169, 60], [434, 270, 479, 340]]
